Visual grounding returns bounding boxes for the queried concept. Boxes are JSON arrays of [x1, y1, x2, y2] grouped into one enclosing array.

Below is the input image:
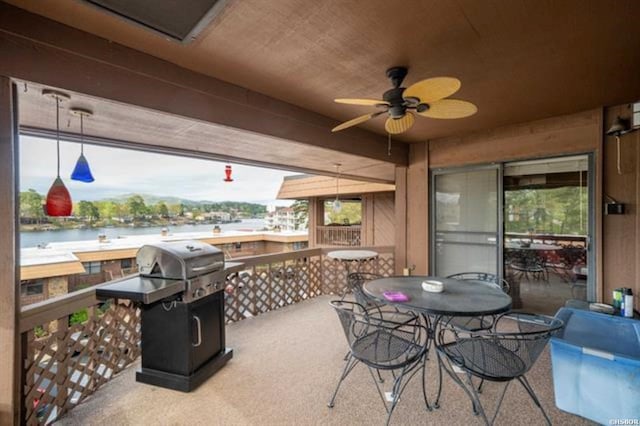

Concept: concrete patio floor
[[59, 295, 593, 425]]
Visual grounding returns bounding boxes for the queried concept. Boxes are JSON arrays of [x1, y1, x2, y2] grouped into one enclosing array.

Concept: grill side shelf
[[96, 275, 186, 304]]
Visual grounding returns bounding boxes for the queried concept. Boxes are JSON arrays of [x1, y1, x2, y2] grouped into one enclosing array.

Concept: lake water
[[20, 219, 267, 248]]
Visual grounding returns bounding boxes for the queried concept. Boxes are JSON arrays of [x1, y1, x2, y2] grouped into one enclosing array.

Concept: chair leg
[[327, 354, 359, 408], [437, 353, 479, 416], [465, 372, 490, 425], [384, 361, 424, 426], [420, 353, 433, 412], [518, 376, 552, 426], [477, 378, 485, 394], [433, 352, 444, 409], [376, 368, 385, 383]]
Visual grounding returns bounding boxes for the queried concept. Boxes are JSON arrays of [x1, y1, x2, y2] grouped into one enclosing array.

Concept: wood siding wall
[[368, 192, 396, 246], [603, 104, 640, 308]]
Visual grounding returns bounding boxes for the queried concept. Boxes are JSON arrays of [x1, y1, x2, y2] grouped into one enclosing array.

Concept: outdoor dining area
[[54, 258, 636, 426], [56, 296, 578, 426]]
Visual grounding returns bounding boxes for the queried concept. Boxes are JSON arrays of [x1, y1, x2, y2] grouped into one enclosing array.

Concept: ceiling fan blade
[[332, 112, 381, 132], [385, 113, 415, 134], [417, 99, 478, 119], [403, 77, 461, 104], [335, 98, 389, 106]]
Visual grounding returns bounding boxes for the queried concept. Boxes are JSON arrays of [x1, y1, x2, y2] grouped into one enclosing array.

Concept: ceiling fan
[[332, 67, 477, 134]]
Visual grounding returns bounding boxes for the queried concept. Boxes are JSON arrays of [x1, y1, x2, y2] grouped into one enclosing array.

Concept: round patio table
[[327, 249, 379, 275], [327, 250, 379, 297], [363, 275, 512, 317], [363, 275, 512, 410]]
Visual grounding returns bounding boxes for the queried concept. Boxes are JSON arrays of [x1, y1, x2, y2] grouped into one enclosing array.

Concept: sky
[[20, 136, 297, 205]]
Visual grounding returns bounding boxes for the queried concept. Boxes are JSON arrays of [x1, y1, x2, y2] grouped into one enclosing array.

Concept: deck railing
[[19, 246, 394, 425], [316, 225, 362, 247]]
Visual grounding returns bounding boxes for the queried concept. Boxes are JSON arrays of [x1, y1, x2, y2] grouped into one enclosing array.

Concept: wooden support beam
[[406, 144, 429, 275], [394, 166, 407, 275], [0, 76, 20, 425], [0, 3, 408, 166]]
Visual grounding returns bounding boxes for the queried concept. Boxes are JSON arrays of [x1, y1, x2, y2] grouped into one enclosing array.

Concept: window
[[234, 242, 242, 252], [323, 199, 362, 226], [293, 242, 308, 250], [21, 280, 44, 297], [121, 258, 133, 269], [82, 261, 102, 275]]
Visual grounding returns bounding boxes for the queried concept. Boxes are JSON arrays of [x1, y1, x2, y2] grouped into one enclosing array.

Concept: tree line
[[20, 190, 267, 224]]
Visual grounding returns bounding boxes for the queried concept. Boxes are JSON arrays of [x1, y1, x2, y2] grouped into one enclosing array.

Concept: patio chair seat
[[351, 329, 422, 366], [439, 339, 527, 380]]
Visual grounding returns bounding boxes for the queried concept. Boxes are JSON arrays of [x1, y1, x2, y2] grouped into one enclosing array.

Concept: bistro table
[[363, 275, 512, 409], [327, 250, 379, 285], [327, 250, 379, 296], [363, 276, 512, 318]]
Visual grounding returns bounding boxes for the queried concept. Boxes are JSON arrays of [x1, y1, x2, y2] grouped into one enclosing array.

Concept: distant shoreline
[[20, 218, 249, 233], [20, 219, 269, 248]]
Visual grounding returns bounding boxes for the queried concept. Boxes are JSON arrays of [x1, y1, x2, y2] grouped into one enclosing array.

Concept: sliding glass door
[[432, 166, 501, 278], [431, 155, 594, 315], [503, 155, 592, 314]]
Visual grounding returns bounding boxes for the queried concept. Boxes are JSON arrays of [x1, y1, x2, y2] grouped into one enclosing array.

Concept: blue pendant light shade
[[70, 108, 95, 183], [71, 151, 94, 182]]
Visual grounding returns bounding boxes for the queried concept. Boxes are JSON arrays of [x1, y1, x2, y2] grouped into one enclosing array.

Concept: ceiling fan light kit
[[332, 66, 477, 134]]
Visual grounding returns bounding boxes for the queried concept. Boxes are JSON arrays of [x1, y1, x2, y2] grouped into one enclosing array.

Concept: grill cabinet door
[[190, 291, 224, 371]]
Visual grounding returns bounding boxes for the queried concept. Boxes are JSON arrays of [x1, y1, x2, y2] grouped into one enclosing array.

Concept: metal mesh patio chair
[[508, 250, 549, 282], [344, 272, 384, 307], [444, 273, 510, 332], [328, 300, 430, 426], [436, 312, 564, 425]]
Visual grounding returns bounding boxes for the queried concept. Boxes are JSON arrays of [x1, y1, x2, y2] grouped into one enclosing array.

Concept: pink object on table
[[382, 291, 410, 302]]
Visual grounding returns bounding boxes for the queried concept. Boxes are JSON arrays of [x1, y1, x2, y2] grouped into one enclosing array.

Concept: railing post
[[20, 330, 33, 425], [0, 77, 19, 425], [54, 317, 69, 415]]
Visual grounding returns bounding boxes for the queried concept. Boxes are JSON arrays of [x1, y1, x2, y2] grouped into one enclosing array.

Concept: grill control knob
[[193, 288, 205, 299]]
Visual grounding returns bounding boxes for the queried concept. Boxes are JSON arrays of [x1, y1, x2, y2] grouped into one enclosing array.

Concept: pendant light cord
[[56, 96, 61, 177], [80, 113, 84, 155], [335, 165, 340, 201], [616, 135, 622, 175]]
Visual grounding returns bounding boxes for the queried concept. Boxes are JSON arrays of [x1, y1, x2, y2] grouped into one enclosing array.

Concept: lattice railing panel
[[21, 248, 394, 424], [23, 301, 140, 425], [223, 253, 325, 324], [320, 252, 395, 296]]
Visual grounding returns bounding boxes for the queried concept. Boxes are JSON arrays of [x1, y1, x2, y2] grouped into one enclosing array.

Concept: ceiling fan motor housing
[[383, 88, 407, 118]]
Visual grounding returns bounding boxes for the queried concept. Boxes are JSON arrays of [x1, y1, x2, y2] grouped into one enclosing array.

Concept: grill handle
[[192, 315, 202, 347], [191, 265, 214, 272]]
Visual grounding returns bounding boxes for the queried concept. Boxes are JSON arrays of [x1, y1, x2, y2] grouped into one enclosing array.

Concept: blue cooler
[[551, 308, 640, 424]]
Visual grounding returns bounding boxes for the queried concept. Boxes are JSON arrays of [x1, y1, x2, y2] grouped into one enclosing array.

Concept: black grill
[[97, 240, 242, 392]]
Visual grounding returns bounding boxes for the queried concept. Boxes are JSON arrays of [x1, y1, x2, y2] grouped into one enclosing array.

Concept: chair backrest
[[441, 313, 563, 379], [446, 272, 510, 295], [346, 272, 382, 306], [330, 300, 427, 368]]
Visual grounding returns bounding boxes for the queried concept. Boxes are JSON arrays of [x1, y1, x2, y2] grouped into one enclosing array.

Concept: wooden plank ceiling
[[18, 81, 396, 182], [5, 0, 640, 143]]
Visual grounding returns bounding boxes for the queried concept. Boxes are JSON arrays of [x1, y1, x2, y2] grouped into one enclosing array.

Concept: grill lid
[[137, 240, 224, 280]]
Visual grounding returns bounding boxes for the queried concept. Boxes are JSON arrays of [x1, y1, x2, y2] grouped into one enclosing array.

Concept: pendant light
[[70, 107, 95, 182], [332, 163, 342, 213], [43, 89, 73, 217], [223, 164, 234, 182]]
